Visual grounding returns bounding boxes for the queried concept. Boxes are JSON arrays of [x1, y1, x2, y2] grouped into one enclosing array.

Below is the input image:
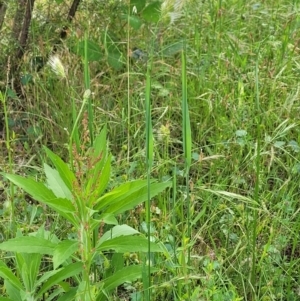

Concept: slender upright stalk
[[181, 46, 192, 298], [145, 56, 154, 301], [84, 32, 93, 146], [250, 52, 262, 297], [0, 89, 15, 236]]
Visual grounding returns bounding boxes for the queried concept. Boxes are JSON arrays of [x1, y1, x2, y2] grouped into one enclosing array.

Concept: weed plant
[[0, 0, 300, 300]]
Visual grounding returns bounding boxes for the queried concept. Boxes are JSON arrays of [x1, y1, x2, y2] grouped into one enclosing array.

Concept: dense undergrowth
[[0, 0, 300, 300]]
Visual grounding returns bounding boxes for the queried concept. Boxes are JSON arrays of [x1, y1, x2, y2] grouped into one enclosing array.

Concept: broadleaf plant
[[0, 127, 171, 300]]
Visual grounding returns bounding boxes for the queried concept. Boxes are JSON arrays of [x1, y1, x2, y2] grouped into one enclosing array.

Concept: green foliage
[[1, 0, 300, 300], [0, 128, 171, 300]]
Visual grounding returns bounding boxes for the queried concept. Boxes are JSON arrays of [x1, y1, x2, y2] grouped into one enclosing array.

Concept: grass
[[1, 0, 300, 300]]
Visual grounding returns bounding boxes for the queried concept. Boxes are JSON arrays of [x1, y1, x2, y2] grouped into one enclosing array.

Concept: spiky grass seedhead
[[161, 0, 185, 24], [47, 55, 66, 79]]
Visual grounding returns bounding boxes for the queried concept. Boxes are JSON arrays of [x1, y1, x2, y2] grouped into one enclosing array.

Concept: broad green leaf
[[35, 269, 64, 288], [74, 39, 102, 62], [90, 127, 107, 158], [4, 281, 22, 301], [98, 225, 140, 245], [122, 14, 142, 30], [95, 180, 154, 211], [105, 181, 171, 215], [0, 236, 56, 255], [53, 240, 79, 270], [0, 262, 23, 290], [1, 173, 77, 225], [161, 40, 185, 57], [97, 236, 161, 253], [44, 147, 76, 192], [16, 252, 41, 292], [56, 288, 77, 301], [97, 265, 157, 301], [36, 262, 83, 297], [103, 32, 124, 71], [107, 51, 124, 71], [2, 173, 55, 203], [44, 163, 73, 200], [95, 213, 118, 226], [142, 1, 161, 23]]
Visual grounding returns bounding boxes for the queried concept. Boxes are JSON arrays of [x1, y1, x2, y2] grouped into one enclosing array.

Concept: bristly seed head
[[47, 55, 66, 79]]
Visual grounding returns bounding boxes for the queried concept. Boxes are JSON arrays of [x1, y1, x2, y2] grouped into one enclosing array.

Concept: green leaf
[[2, 173, 55, 203], [95, 180, 149, 211], [91, 127, 107, 158], [74, 39, 102, 62], [97, 265, 157, 301], [122, 14, 142, 30], [95, 180, 171, 214], [1, 173, 77, 225], [44, 163, 73, 200], [15, 252, 41, 292], [56, 288, 77, 301], [44, 147, 76, 192], [0, 298, 15, 301], [106, 181, 171, 215], [4, 280, 22, 301], [0, 261, 23, 291], [97, 236, 162, 253], [142, 1, 161, 23], [96, 213, 118, 225], [161, 40, 185, 57], [36, 262, 83, 297], [53, 240, 79, 270], [0, 236, 56, 255], [20, 74, 33, 85], [98, 225, 140, 245], [107, 51, 124, 71], [86, 154, 111, 206]]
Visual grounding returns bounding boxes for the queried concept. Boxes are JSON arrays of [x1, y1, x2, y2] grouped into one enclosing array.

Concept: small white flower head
[[47, 55, 66, 79], [83, 89, 91, 100], [132, 5, 137, 14]]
